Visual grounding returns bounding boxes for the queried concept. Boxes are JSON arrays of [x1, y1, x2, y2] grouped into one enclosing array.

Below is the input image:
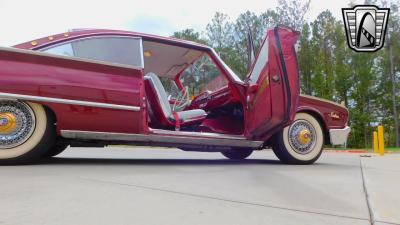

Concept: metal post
[[373, 131, 379, 154], [378, 125, 385, 156]]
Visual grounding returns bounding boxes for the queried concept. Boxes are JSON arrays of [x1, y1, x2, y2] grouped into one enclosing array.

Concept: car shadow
[[39, 157, 284, 166]]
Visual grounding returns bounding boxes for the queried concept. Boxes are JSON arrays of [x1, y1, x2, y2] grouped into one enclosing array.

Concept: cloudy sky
[[0, 0, 365, 46]]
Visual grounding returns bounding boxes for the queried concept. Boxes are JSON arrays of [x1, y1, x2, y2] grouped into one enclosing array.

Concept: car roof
[[13, 28, 211, 52]]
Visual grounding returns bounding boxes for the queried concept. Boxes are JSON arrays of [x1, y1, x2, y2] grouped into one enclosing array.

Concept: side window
[[42, 37, 143, 67], [180, 55, 228, 98], [247, 38, 269, 85]]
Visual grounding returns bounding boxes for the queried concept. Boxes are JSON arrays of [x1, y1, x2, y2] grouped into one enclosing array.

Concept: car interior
[[39, 36, 247, 136], [142, 40, 245, 135]]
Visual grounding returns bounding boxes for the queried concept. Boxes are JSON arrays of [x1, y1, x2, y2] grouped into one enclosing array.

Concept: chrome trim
[[150, 128, 246, 140], [0, 92, 140, 111], [138, 38, 145, 69], [61, 130, 263, 148], [329, 126, 351, 145]]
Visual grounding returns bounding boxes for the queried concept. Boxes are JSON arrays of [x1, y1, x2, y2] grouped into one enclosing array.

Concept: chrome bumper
[[329, 126, 351, 145]]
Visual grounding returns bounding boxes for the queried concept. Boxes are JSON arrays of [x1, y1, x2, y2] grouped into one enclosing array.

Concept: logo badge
[[342, 5, 390, 52]]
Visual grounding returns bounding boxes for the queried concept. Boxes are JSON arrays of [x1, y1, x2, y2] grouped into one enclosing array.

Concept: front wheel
[[221, 148, 253, 160], [0, 101, 55, 164], [271, 113, 324, 165]]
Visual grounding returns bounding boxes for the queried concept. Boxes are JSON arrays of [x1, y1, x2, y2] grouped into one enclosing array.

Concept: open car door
[[245, 26, 300, 140]]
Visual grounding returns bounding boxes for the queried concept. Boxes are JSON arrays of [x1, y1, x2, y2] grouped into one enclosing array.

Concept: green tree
[[172, 29, 207, 44], [276, 0, 311, 31], [298, 23, 313, 95], [309, 10, 337, 100]]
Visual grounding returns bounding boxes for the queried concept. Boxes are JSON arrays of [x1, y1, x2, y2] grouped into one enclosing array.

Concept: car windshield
[[180, 54, 228, 98]]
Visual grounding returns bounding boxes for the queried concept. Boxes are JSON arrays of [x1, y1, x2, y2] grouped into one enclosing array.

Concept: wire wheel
[[0, 101, 36, 149], [287, 119, 316, 155]]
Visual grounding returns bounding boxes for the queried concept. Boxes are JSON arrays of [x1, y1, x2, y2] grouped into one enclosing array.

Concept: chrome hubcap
[[0, 101, 35, 149], [288, 120, 316, 154]]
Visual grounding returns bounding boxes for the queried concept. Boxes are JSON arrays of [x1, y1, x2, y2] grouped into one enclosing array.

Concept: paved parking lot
[[0, 147, 398, 225]]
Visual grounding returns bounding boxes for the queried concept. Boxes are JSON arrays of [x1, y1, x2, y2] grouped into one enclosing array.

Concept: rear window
[[42, 36, 143, 67]]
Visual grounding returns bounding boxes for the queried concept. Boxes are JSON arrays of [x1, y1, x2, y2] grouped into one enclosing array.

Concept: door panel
[[245, 26, 300, 140]]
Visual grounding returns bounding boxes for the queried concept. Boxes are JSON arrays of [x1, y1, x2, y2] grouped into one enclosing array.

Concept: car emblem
[[329, 112, 340, 120], [342, 5, 390, 52]]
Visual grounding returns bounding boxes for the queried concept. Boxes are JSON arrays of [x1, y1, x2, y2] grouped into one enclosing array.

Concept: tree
[[206, 12, 234, 50], [309, 10, 337, 100], [172, 29, 207, 44], [386, 1, 400, 147], [298, 23, 313, 95], [276, 0, 311, 31]]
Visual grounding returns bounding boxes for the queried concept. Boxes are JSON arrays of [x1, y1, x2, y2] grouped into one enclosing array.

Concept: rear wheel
[[221, 148, 253, 160], [271, 113, 323, 164], [0, 101, 55, 164]]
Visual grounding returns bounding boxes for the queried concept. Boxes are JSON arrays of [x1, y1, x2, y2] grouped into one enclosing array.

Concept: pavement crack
[[81, 177, 370, 222], [360, 157, 375, 225]]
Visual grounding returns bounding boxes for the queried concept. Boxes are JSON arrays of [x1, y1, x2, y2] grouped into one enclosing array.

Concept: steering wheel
[[171, 86, 191, 112]]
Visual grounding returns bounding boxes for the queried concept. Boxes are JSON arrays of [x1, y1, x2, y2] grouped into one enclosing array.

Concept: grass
[[384, 147, 400, 152]]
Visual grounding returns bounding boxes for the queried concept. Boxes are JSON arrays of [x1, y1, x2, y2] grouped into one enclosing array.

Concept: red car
[[0, 26, 349, 165]]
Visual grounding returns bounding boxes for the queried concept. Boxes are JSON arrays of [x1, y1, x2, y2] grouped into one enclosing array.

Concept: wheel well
[[297, 110, 330, 145], [42, 105, 57, 127]]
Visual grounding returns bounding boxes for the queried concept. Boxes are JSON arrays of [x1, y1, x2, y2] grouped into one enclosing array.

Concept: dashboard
[[188, 86, 235, 111]]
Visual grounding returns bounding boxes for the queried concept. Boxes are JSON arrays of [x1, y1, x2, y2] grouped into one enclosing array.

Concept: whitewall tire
[[0, 101, 55, 164], [271, 113, 324, 164]]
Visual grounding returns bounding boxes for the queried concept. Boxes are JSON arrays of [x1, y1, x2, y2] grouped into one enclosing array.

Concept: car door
[[245, 26, 300, 140]]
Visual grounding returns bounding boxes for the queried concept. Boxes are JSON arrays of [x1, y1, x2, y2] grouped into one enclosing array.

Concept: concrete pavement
[[0, 147, 398, 225], [360, 154, 400, 225]]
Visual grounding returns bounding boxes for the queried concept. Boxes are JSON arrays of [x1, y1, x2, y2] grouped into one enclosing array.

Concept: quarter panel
[[0, 47, 145, 134], [298, 95, 349, 129]]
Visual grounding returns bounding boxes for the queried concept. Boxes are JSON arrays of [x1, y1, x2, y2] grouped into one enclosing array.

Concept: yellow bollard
[[378, 125, 385, 156], [373, 131, 379, 154]]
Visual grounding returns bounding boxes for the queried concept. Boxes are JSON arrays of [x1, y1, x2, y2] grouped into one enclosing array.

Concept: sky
[[0, 0, 365, 46]]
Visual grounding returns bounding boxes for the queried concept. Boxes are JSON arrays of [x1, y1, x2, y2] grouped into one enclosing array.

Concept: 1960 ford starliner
[[0, 26, 349, 165]]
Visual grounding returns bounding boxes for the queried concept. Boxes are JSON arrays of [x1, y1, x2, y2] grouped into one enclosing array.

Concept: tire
[[221, 148, 253, 160], [0, 101, 55, 165], [271, 113, 324, 165], [43, 142, 69, 158]]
